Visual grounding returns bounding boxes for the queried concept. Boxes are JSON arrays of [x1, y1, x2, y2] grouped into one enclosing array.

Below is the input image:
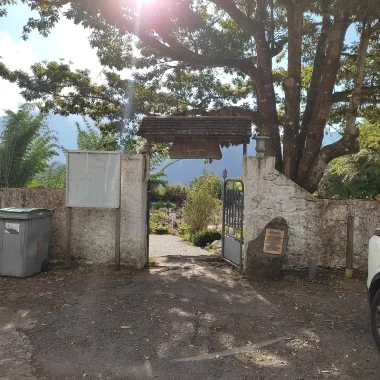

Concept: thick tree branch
[[297, 13, 331, 169], [97, 1, 258, 76], [345, 22, 372, 134], [306, 131, 359, 193], [332, 86, 380, 103], [282, 1, 303, 180], [211, 0, 262, 37], [251, 0, 282, 170], [171, 106, 258, 121], [305, 20, 374, 192], [297, 13, 349, 188]]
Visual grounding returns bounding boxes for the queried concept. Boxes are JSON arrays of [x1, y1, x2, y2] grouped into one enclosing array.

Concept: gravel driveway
[[1, 256, 379, 379], [149, 234, 212, 257]]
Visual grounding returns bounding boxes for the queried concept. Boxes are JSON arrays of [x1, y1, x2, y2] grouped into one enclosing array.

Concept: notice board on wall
[[66, 151, 122, 208]]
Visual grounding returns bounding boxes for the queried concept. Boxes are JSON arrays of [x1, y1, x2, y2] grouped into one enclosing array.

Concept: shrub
[[153, 226, 170, 235], [150, 211, 172, 234], [163, 184, 187, 207], [151, 201, 176, 210], [189, 169, 223, 199], [178, 224, 190, 241], [190, 229, 221, 248], [183, 185, 220, 235]]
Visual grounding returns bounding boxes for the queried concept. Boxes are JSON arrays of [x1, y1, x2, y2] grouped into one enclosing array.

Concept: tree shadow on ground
[[0, 260, 379, 380]]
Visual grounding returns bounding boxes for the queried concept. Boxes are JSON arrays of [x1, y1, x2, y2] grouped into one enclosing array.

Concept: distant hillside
[[0, 111, 340, 184], [157, 141, 257, 185], [159, 132, 340, 185]]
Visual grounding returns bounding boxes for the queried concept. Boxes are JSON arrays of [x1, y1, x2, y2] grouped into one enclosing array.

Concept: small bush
[[183, 186, 220, 235], [178, 225, 190, 241], [163, 184, 187, 207], [151, 201, 176, 210], [178, 224, 188, 236], [150, 211, 172, 234], [154, 226, 170, 235], [190, 229, 221, 248]]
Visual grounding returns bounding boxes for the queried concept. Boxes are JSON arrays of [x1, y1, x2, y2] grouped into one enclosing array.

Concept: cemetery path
[[149, 234, 215, 258]]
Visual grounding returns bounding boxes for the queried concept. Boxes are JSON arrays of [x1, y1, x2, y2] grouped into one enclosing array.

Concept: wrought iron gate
[[221, 179, 244, 268]]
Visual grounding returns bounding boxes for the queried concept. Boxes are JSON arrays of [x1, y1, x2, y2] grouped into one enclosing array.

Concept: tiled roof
[[138, 116, 252, 143]]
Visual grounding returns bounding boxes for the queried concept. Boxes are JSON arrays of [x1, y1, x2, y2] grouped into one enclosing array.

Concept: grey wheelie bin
[[0, 208, 53, 277]]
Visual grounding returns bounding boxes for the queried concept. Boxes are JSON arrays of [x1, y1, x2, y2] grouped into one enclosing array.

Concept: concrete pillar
[[120, 154, 149, 269], [243, 156, 276, 271]]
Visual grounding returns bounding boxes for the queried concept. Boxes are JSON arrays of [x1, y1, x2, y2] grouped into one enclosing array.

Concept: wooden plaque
[[169, 137, 222, 159], [263, 228, 285, 255]]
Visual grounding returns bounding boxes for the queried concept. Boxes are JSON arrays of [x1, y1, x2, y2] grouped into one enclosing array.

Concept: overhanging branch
[[332, 86, 380, 103], [211, 0, 262, 37]]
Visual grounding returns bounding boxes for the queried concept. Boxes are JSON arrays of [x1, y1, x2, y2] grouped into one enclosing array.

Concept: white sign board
[[66, 151, 121, 208]]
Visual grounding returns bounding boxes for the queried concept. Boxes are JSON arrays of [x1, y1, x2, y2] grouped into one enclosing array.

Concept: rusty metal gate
[[221, 179, 244, 268]]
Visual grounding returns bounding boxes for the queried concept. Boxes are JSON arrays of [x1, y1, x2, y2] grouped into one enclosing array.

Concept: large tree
[[2, 0, 380, 192]]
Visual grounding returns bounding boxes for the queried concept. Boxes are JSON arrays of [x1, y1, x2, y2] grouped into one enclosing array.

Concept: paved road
[[149, 234, 213, 257]]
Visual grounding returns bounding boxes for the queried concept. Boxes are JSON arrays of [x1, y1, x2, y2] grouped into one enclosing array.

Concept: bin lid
[[0, 208, 53, 219]]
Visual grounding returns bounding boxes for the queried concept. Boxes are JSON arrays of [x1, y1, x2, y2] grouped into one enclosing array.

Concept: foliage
[[190, 229, 221, 248], [0, 104, 58, 188], [189, 170, 223, 199], [149, 210, 172, 235], [152, 225, 171, 235], [317, 122, 380, 198], [178, 224, 190, 241], [162, 184, 187, 207], [28, 161, 66, 188], [0, 60, 170, 165], [3, 1, 380, 192], [151, 201, 176, 210], [183, 181, 220, 235], [150, 162, 171, 192], [226, 179, 243, 191], [150, 162, 186, 208], [76, 120, 117, 151]]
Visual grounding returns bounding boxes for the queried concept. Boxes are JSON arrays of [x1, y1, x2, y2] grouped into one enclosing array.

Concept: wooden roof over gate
[[138, 116, 252, 143]]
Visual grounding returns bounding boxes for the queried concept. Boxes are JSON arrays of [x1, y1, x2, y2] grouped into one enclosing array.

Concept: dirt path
[[0, 259, 379, 380], [149, 234, 213, 257], [0, 307, 40, 380]]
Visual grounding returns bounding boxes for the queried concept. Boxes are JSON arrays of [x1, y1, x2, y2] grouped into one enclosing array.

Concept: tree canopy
[[29, 161, 66, 188], [0, 104, 59, 188], [2, 0, 380, 192]]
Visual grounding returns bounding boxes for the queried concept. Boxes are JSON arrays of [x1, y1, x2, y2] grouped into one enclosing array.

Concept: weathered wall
[[243, 156, 380, 271], [0, 154, 148, 269], [120, 154, 148, 269]]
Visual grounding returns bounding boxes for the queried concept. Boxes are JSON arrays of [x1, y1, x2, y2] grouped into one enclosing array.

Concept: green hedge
[[151, 201, 176, 210]]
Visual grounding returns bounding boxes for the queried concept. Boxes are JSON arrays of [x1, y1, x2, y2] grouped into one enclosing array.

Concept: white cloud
[[0, 32, 37, 69], [0, 32, 39, 115]]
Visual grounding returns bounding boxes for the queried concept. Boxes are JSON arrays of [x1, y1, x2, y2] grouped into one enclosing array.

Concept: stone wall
[[243, 156, 380, 271], [0, 154, 148, 269]]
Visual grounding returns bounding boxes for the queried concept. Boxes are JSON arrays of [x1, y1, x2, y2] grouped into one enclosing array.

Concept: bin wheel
[[41, 259, 50, 272]]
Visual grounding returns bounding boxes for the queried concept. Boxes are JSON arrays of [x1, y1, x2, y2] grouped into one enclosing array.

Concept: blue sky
[[0, 3, 104, 160], [0, 3, 357, 163]]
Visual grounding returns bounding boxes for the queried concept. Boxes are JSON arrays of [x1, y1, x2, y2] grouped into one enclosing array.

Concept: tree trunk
[[296, 13, 331, 171], [253, 0, 282, 170], [297, 14, 349, 189], [345, 23, 371, 134], [304, 21, 374, 193], [282, 2, 303, 181]]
